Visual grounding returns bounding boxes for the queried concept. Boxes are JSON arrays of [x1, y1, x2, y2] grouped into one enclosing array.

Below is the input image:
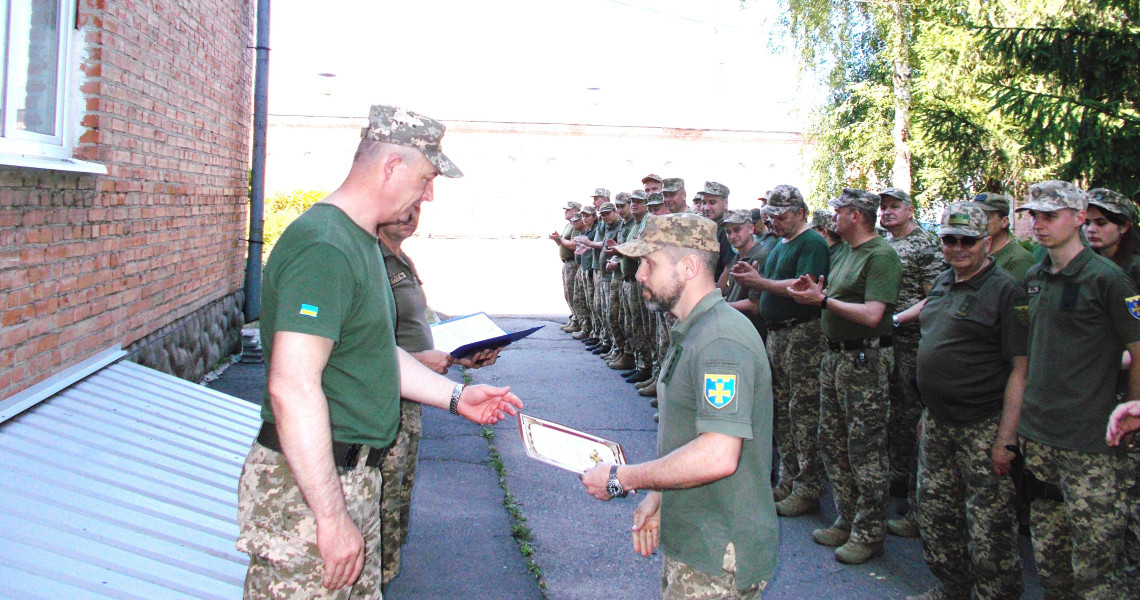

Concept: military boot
[[608, 354, 635, 370], [834, 540, 884, 565], [625, 369, 652, 384], [638, 378, 657, 397], [775, 494, 821, 517], [812, 517, 851, 547], [887, 518, 919, 538]]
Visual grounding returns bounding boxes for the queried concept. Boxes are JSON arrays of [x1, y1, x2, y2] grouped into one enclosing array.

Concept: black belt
[[767, 317, 816, 332], [257, 422, 389, 469], [825, 335, 893, 352]]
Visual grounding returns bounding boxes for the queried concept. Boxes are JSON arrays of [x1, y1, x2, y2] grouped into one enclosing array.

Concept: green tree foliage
[[263, 189, 328, 259]]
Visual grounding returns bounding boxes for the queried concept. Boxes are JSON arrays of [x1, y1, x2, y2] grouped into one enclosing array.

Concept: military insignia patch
[[390, 271, 407, 286], [1127, 295, 1140, 320], [1014, 304, 1030, 326], [704, 374, 737, 409]]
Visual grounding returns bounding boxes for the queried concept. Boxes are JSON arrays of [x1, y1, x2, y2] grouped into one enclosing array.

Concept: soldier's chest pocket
[[950, 295, 998, 328]]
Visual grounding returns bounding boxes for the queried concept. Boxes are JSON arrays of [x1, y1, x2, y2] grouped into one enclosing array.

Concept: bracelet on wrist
[[820, 295, 828, 310], [449, 382, 464, 415]]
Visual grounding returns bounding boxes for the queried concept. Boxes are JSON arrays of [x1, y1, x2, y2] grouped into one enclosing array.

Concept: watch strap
[[449, 382, 464, 415]]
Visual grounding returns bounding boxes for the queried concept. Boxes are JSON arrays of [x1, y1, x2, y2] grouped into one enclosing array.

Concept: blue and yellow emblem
[[704, 374, 737, 409], [1127, 295, 1140, 320], [299, 303, 319, 318]]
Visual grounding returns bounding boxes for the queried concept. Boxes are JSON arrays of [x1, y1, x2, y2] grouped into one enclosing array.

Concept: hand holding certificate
[[517, 413, 626, 474]]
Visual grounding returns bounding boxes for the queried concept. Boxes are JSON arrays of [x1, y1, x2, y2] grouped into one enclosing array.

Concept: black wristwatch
[[606, 465, 627, 498], [448, 382, 464, 415]]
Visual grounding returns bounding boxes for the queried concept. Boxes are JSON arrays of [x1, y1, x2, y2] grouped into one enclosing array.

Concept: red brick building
[[0, 0, 255, 400]]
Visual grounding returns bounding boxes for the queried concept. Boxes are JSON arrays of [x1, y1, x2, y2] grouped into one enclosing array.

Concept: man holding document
[[580, 213, 777, 599]]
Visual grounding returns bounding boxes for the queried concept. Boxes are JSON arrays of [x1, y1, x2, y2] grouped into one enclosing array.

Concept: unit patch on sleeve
[[704, 373, 737, 409], [1127, 295, 1140, 320]]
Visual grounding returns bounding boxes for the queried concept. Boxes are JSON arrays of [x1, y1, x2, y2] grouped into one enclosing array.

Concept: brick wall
[[0, 0, 255, 399]]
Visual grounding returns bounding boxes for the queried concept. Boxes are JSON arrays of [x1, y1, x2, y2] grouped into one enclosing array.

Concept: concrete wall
[[0, 0, 255, 399]]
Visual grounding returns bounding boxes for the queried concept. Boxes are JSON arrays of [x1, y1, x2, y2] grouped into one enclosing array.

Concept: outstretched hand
[[456, 384, 522, 424], [787, 274, 826, 305], [631, 491, 662, 557], [1107, 399, 1140, 447]]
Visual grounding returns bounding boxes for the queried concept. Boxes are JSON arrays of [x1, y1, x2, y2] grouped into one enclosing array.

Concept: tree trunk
[[891, 1, 913, 193]]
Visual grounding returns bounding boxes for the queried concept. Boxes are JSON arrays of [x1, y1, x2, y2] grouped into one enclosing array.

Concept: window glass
[[8, 0, 60, 136]]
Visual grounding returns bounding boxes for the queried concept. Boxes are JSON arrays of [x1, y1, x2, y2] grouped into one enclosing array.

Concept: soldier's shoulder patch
[[704, 373, 737, 409], [389, 271, 407, 286], [1014, 303, 1030, 326], [1127, 295, 1140, 320]]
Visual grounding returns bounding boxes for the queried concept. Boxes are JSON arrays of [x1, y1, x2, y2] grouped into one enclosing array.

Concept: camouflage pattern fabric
[[237, 443, 382, 600], [1023, 439, 1127, 599], [661, 543, 766, 600], [818, 346, 893, 545], [1124, 450, 1140, 598], [561, 261, 578, 314], [916, 411, 1021, 600], [360, 104, 461, 179], [607, 273, 626, 350], [625, 281, 650, 369], [1017, 180, 1088, 213], [767, 319, 825, 499], [572, 268, 593, 335], [593, 276, 610, 341], [380, 399, 423, 583]]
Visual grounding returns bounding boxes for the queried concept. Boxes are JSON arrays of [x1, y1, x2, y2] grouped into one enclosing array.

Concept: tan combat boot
[[812, 517, 851, 547]]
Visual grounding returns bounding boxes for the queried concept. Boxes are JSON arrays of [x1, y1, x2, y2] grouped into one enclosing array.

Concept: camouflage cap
[[630, 190, 649, 202], [570, 214, 583, 222], [878, 187, 912, 205], [760, 184, 807, 215], [1087, 188, 1136, 222], [361, 104, 463, 178], [938, 202, 988, 238], [810, 210, 836, 232], [614, 192, 631, 205], [563, 201, 582, 211], [580, 205, 597, 216], [972, 192, 1011, 216], [599, 202, 616, 213], [646, 191, 665, 206], [1015, 180, 1087, 213], [615, 213, 719, 257], [591, 187, 611, 199], [829, 188, 881, 212], [722, 209, 752, 226], [641, 173, 663, 184], [702, 181, 730, 198], [662, 178, 685, 193]]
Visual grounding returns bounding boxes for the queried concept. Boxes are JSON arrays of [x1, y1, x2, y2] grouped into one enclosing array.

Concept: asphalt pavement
[[210, 316, 1044, 600]]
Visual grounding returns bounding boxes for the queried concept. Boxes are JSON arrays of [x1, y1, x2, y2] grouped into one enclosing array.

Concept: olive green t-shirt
[[821, 235, 901, 340], [990, 239, 1036, 284], [657, 291, 777, 589], [260, 203, 401, 448], [620, 214, 648, 281], [758, 228, 830, 323], [558, 222, 575, 261], [1020, 248, 1140, 454], [381, 243, 433, 353]]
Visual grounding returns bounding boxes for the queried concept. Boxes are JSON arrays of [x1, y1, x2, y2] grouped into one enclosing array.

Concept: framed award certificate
[[517, 413, 626, 473]]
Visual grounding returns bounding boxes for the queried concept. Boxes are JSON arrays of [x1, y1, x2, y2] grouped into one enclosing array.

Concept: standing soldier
[[693, 181, 736, 281], [734, 185, 831, 516], [551, 201, 582, 332], [879, 187, 945, 539], [571, 206, 599, 343], [811, 210, 842, 259], [662, 177, 690, 214], [616, 191, 652, 380], [604, 193, 636, 369], [721, 209, 770, 335], [904, 202, 1028, 600], [643, 173, 664, 194], [1015, 181, 1140, 598], [788, 188, 901, 564], [973, 192, 1036, 283]]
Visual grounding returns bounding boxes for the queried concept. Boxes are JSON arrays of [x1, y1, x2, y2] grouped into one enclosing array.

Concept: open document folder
[[429, 313, 542, 359], [518, 413, 627, 473]]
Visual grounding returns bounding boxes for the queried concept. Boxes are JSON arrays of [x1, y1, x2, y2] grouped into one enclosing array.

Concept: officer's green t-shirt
[[381, 243, 433, 353], [821, 235, 901, 340], [990, 239, 1036, 284], [657, 291, 777, 590], [600, 220, 622, 280], [558, 222, 575, 261], [260, 203, 400, 448], [1020, 248, 1140, 454], [758, 228, 830, 323], [579, 223, 596, 270]]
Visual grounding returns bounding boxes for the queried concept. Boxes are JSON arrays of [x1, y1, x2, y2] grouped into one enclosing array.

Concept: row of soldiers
[[551, 176, 1140, 599]]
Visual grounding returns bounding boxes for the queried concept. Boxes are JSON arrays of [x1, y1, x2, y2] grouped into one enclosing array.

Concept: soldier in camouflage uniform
[[904, 203, 1028, 600], [551, 201, 582, 332], [605, 193, 636, 369], [637, 192, 676, 399], [1015, 181, 1140, 599], [571, 206, 598, 342], [879, 187, 946, 538], [972, 193, 1036, 284], [615, 191, 652, 378], [237, 104, 521, 599], [788, 188, 901, 565], [580, 213, 777, 599], [643, 173, 664, 194]]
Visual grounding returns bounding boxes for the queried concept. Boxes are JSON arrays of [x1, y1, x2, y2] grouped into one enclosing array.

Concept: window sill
[[0, 152, 107, 175]]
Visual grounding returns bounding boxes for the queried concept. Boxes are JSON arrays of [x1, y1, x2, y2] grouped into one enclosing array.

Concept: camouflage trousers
[[561, 261, 578, 315], [1023, 438, 1127, 600], [592, 271, 609, 340], [1124, 449, 1140, 599], [916, 411, 1021, 600], [607, 275, 627, 351], [237, 443, 382, 600], [818, 345, 893, 544], [766, 319, 825, 499], [653, 312, 674, 373], [572, 268, 593, 336], [888, 328, 923, 523], [621, 281, 648, 367], [379, 399, 422, 584], [661, 543, 766, 600]]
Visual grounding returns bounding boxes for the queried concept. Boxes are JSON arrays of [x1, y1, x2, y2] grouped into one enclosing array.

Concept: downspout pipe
[[243, 0, 270, 323]]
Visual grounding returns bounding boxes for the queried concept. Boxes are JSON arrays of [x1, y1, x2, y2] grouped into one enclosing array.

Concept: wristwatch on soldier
[[448, 382, 465, 415], [606, 465, 627, 498]]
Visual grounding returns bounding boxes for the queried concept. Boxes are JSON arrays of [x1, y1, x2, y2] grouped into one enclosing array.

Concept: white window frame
[[0, 0, 104, 173]]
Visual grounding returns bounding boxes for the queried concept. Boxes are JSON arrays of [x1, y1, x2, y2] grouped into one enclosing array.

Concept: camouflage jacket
[[887, 224, 946, 314]]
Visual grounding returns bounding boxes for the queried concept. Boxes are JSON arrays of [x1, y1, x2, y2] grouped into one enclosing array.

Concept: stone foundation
[[125, 291, 246, 383]]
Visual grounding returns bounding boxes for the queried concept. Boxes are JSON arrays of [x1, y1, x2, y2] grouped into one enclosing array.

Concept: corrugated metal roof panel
[[0, 359, 259, 599]]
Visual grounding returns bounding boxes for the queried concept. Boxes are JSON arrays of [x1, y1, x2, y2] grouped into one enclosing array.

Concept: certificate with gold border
[[517, 413, 626, 473]]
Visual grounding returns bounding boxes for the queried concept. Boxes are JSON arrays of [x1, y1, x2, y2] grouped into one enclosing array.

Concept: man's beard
[[644, 275, 684, 314]]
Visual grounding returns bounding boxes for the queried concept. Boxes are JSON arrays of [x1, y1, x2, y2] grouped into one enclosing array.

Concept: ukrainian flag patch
[[299, 303, 319, 318], [704, 374, 737, 409], [1127, 295, 1140, 320]]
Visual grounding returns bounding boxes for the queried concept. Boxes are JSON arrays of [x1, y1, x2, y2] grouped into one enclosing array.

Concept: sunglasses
[[940, 235, 980, 248]]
